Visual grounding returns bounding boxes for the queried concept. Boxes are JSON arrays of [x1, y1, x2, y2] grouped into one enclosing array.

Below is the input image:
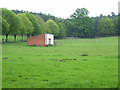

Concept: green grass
[[2, 36, 118, 88]]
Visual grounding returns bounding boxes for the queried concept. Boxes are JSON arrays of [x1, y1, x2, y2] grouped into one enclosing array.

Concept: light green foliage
[[18, 13, 34, 35], [2, 18, 10, 34], [58, 22, 66, 38], [2, 8, 22, 35], [98, 17, 114, 36], [25, 12, 42, 36], [55, 18, 66, 38], [35, 15, 50, 33], [46, 19, 59, 37], [45, 23, 52, 34], [18, 18, 26, 36], [2, 36, 118, 88]]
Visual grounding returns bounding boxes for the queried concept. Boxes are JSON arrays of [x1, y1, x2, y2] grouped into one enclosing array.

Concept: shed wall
[[27, 34, 45, 46]]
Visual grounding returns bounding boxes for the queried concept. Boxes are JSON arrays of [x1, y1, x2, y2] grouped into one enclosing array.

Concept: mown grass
[[2, 36, 118, 88]]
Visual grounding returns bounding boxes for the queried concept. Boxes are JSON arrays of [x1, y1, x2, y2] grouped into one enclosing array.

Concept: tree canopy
[[25, 12, 42, 36], [1, 8, 119, 41], [98, 17, 114, 36], [18, 13, 34, 35], [55, 18, 66, 38], [2, 8, 22, 35], [46, 19, 59, 37], [70, 8, 89, 19], [70, 8, 95, 38], [2, 8, 24, 41], [2, 18, 10, 35], [35, 15, 50, 33]]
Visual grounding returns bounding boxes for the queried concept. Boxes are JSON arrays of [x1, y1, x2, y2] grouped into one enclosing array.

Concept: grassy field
[[2, 36, 118, 88]]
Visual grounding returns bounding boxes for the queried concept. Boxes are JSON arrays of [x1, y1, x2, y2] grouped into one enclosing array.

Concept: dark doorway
[[48, 38, 51, 44]]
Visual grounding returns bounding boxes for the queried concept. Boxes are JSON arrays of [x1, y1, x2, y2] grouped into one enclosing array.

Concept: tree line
[[1, 8, 119, 42], [66, 8, 119, 38], [1, 8, 64, 42]]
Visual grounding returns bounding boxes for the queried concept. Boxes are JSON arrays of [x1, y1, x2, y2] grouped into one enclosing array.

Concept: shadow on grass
[[2, 40, 27, 43]]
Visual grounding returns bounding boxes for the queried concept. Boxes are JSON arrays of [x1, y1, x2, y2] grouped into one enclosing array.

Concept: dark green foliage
[[92, 16, 101, 37], [70, 8, 95, 38], [70, 8, 89, 19], [81, 54, 88, 56], [113, 17, 118, 36], [118, 16, 120, 35], [64, 20, 74, 37], [12, 9, 56, 22]]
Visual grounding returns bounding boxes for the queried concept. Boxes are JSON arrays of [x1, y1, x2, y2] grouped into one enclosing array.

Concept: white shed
[[45, 33, 54, 45]]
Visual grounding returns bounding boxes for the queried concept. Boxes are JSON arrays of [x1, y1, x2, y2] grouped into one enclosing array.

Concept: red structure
[[27, 33, 54, 47], [27, 34, 45, 46]]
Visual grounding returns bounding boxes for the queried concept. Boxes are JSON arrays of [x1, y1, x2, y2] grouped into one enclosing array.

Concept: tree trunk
[[27, 34, 30, 38], [6, 34, 8, 42], [21, 35, 23, 41], [14, 34, 16, 42]]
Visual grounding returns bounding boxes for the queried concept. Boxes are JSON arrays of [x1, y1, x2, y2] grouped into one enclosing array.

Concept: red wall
[[27, 34, 45, 46]]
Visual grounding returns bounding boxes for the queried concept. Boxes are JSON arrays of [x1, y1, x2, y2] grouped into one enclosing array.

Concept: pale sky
[[0, 0, 119, 19]]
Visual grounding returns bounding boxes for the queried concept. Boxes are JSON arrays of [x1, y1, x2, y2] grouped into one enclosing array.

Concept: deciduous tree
[[18, 13, 34, 39], [70, 8, 95, 38], [35, 15, 50, 33], [98, 17, 114, 36], [55, 18, 66, 38], [58, 22, 66, 38], [2, 8, 23, 41], [46, 19, 59, 37], [70, 8, 89, 19], [25, 12, 42, 36], [1, 17, 10, 42]]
